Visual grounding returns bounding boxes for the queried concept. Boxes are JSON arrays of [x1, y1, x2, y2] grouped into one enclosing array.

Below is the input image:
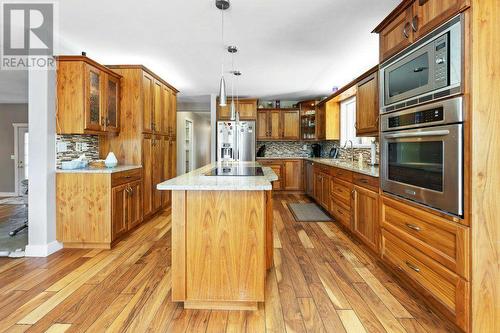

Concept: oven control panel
[[388, 107, 444, 129]]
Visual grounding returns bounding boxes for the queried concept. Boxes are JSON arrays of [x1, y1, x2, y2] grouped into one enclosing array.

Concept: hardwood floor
[[0, 193, 457, 332]]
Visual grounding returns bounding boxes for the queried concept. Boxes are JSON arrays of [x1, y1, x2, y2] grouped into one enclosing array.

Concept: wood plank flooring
[[0, 193, 457, 332]]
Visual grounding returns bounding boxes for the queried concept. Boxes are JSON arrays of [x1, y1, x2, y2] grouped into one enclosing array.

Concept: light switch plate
[[10, 155, 15, 160]]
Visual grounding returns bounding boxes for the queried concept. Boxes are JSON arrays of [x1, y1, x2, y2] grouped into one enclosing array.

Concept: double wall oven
[[380, 15, 464, 217]]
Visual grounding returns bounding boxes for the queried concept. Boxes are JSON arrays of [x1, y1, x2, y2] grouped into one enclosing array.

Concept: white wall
[[25, 67, 62, 257], [176, 112, 211, 174], [0, 104, 28, 195]]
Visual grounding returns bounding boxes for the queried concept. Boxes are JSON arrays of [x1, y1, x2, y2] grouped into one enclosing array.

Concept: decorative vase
[[105, 152, 118, 168]]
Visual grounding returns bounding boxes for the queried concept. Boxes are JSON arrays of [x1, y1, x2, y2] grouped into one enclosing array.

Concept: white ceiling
[[0, 0, 400, 103]]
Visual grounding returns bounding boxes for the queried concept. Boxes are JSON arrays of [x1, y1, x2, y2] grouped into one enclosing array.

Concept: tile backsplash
[[257, 140, 380, 164], [56, 134, 100, 168]]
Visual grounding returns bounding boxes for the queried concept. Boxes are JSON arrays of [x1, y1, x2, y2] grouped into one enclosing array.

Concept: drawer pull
[[125, 176, 132, 179], [406, 223, 421, 232], [359, 179, 368, 184], [406, 262, 420, 273]]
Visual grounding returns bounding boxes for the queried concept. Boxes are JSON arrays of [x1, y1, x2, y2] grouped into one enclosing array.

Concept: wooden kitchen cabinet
[[282, 110, 300, 140], [57, 56, 121, 135], [353, 185, 380, 253], [412, 0, 469, 40], [112, 179, 143, 241], [142, 72, 154, 133], [153, 80, 163, 134], [218, 98, 257, 120], [257, 109, 301, 141], [375, 0, 469, 61], [56, 168, 143, 249], [105, 74, 120, 133], [284, 160, 303, 191], [377, 7, 414, 61], [269, 110, 282, 140], [313, 166, 331, 210], [101, 65, 178, 221], [356, 70, 379, 136], [257, 111, 269, 140], [152, 135, 163, 212]]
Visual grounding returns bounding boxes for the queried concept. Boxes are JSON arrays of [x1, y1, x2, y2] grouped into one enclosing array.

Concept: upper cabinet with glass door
[[56, 56, 121, 135], [373, 0, 470, 62]]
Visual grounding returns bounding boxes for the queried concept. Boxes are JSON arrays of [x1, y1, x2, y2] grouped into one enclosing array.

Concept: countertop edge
[[56, 165, 143, 174], [257, 157, 379, 178]]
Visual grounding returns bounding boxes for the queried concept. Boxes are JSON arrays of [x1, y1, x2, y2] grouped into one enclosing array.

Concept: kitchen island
[[157, 162, 277, 311]]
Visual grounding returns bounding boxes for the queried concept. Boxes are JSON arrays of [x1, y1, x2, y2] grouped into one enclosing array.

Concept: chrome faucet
[[343, 140, 354, 163]]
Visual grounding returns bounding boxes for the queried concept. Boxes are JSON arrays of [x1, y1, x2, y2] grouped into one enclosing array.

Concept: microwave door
[[384, 45, 437, 106]]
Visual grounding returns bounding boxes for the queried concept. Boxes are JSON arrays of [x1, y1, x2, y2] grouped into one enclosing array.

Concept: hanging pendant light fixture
[[216, 0, 230, 107]]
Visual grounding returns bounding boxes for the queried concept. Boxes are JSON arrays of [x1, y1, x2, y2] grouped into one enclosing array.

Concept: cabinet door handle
[[106, 117, 110, 126], [403, 22, 410, 39], [406, 262, 420, 273], [406, 223, 421, 232], [411, 16, 419, 32]]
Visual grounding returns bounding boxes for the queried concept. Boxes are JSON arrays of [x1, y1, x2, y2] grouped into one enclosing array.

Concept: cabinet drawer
[[332, 168, 353, 182], [331, 178, 352, 208], [353, 174, 379, 192], [381, 196, 469, 279], [111, 168, 143, 187], [331, 201, 351, 230], [381, 230, 469, 330]]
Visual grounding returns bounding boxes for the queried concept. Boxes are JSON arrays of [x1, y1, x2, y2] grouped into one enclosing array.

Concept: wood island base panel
[[170, 190, 273, 310]]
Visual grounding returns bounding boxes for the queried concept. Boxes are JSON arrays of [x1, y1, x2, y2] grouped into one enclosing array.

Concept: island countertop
[[157, 162, 278, 191]]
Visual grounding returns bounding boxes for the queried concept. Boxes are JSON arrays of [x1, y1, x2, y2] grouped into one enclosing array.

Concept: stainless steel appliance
[[305, 160, 314, 197], [205, 166, 264, 177], [217, 121, 255, 162], [380, 15, 463, 113], [380, 97, 464, 216], [311, 144, 321, 157]]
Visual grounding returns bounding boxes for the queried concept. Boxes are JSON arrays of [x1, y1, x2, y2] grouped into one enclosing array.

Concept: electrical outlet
[[81, 143, 88, 151], [75, 142, 83, 152]]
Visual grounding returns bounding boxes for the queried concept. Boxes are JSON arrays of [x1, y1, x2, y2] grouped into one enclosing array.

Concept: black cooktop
[[205, 166, 264, 177]]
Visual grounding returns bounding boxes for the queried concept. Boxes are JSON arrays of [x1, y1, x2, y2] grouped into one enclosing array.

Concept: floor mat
[[288, 203, 332, 222]]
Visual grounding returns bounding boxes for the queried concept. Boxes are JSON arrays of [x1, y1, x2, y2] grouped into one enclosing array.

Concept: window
[[340, 97, 374, 148]]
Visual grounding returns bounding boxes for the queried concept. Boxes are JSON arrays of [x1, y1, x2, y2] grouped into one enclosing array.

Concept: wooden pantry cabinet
[[101, 65, 178, 220], [56, 56, 121, 135], [374, 0, 470, 61]]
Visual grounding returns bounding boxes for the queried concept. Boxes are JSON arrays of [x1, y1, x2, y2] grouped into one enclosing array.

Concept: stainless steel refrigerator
[[217, 121, 255, 162]]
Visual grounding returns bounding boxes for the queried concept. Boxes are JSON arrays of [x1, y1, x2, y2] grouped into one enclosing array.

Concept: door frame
[[13, 123, 28, 197], [184, 118, 194, 173]]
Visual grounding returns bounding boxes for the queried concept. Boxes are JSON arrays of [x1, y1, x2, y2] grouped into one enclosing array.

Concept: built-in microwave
[[380, 15, 463, 113]]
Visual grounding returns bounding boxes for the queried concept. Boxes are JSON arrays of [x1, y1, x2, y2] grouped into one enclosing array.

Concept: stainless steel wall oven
[[380, 97, 464, 216]]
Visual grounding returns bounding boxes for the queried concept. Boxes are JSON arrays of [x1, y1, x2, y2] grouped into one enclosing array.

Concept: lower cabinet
[[143, 133, 169, 218], [112, 179, 143, 240], [313, 167, 331, 210], [258, 159, 303, 191], [353, 185, 379, 252], [56, 168, 143, 249]]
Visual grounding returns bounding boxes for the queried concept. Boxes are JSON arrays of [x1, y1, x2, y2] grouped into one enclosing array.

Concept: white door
[[17, 127, 29, 195]]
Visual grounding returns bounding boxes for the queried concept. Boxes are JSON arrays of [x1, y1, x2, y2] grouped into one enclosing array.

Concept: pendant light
[[216, 0, 230, 106], [233, 70, 242, 122]]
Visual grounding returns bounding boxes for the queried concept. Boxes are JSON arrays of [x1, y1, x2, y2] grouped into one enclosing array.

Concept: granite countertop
[[257, 156, 379, 177], [157, 162, 278, 191], [56, 165, 142, 174]]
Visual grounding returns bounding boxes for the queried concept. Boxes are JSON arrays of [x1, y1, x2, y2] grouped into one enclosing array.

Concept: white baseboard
[[25, 241, 63, 257], [0, 192, 16, 197]]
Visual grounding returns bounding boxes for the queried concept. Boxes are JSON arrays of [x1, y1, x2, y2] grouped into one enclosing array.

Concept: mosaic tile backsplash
[[257, 140, 380, 165], [56, 135, 100, 168]]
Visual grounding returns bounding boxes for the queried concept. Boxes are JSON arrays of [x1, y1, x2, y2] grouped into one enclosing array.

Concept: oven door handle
[[384, 130, 450, 139]]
